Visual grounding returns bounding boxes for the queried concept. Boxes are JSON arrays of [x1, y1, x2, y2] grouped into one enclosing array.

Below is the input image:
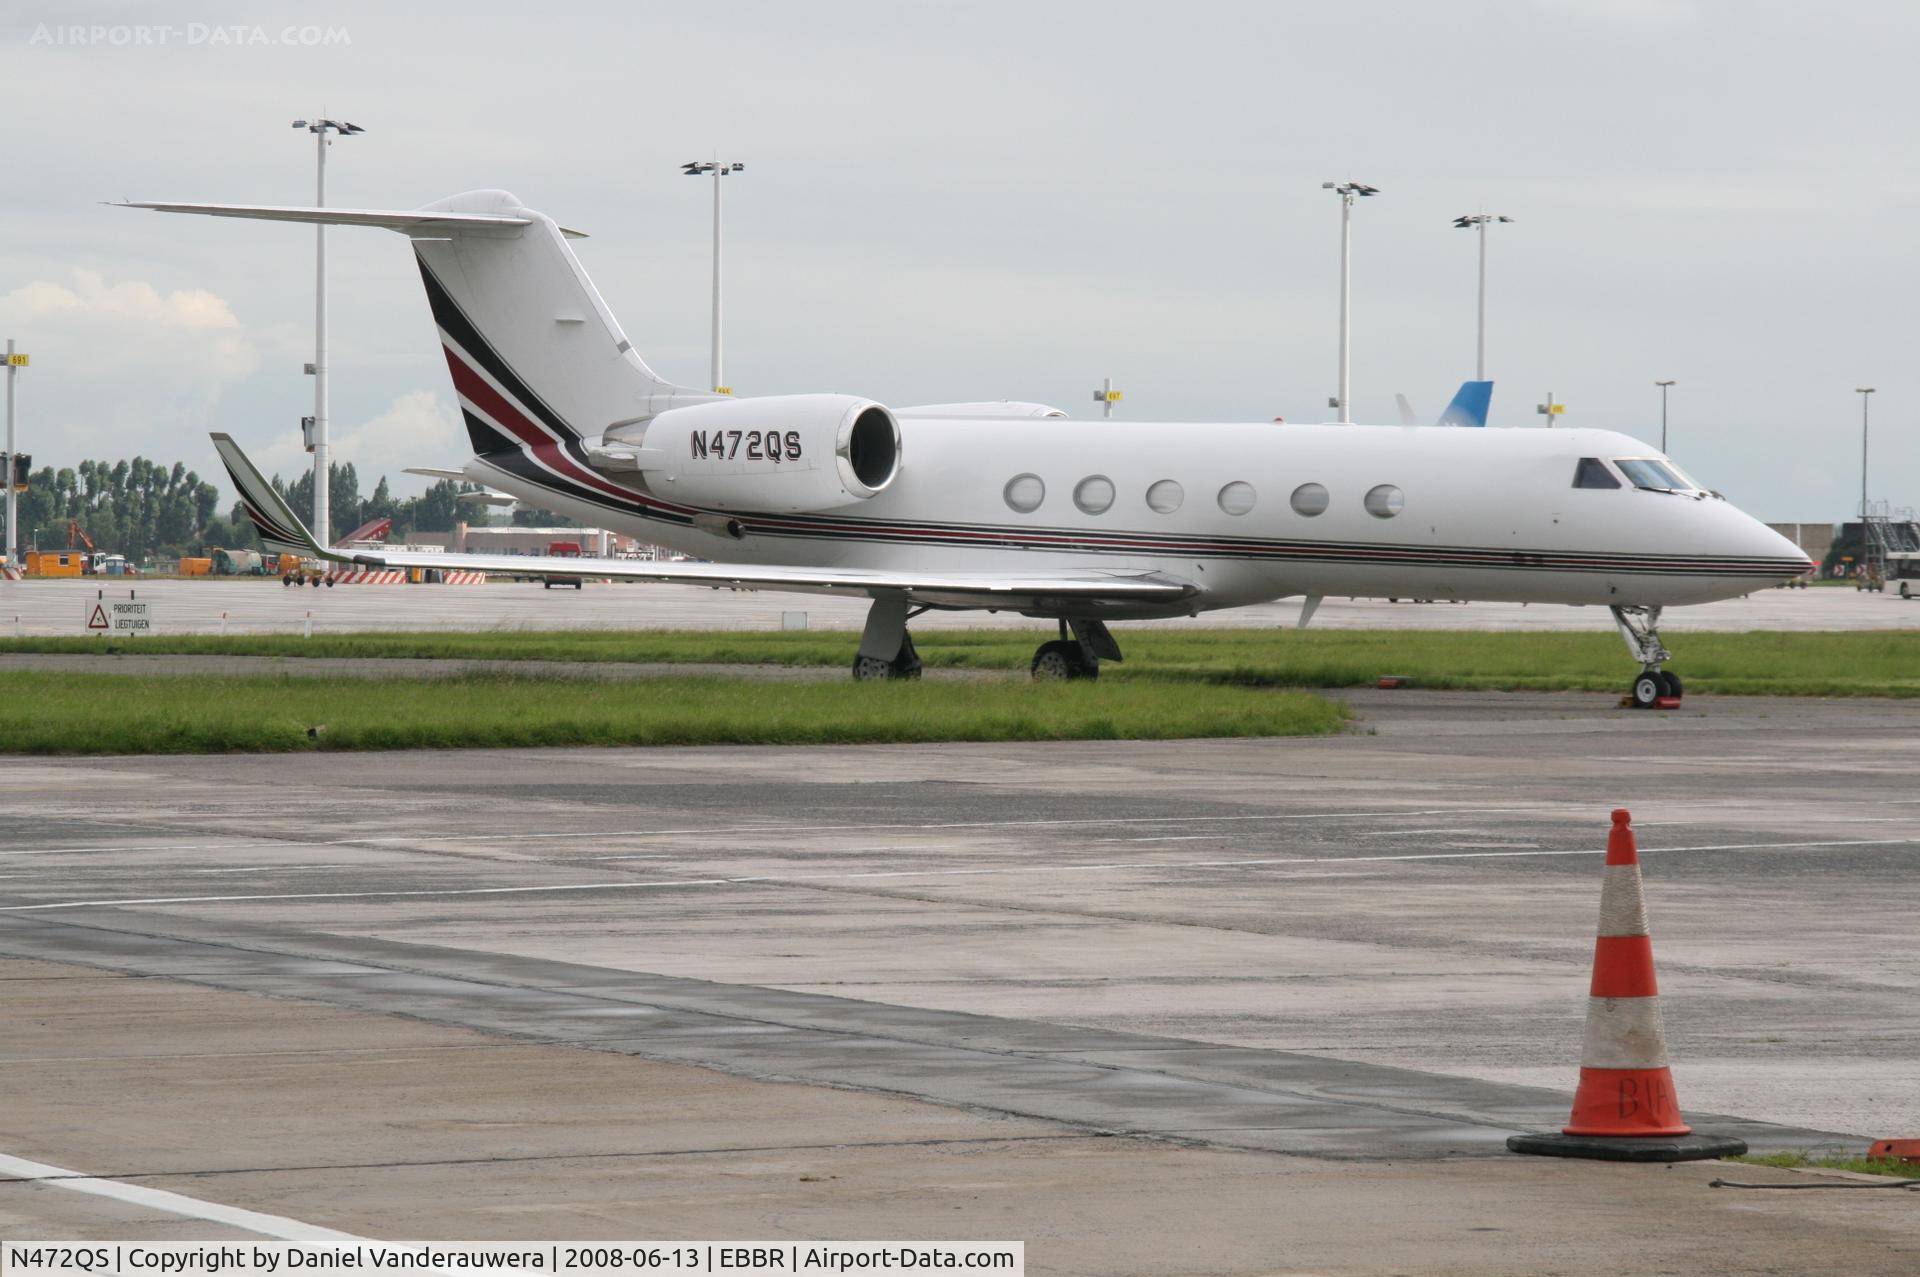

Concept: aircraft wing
[[213, 434, 1199, 611]]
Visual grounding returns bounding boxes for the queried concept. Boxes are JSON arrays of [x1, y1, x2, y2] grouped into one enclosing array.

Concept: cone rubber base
[[1507, 1132, 1748, 1163]]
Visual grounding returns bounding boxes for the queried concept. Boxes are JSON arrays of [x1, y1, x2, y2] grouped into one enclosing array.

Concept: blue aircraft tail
[[1435, 380, 1493, 427]]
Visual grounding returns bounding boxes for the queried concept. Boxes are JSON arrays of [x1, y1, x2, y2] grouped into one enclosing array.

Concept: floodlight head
[[1321, 181, 1336, 189], [1453, 216, 1472, 227], [1496, 215, 1513, 223], [1354, 183, 1379, 196], [1655, 379, 1676, 388], [291, 119, 308, 128], [1856, 386, 1876, 394], [730, 162, 744, 172], [341, 122, 364, 135]]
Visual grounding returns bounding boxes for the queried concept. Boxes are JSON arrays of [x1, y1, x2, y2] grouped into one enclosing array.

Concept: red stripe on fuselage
[[439, 342, 696, 515]]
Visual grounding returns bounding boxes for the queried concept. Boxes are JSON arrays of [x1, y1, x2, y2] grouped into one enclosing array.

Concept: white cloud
[[0, 269, 260, 459]]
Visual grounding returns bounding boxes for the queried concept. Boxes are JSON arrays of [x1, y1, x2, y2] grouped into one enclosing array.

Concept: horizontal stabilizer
[[115, 201, 550, 235]]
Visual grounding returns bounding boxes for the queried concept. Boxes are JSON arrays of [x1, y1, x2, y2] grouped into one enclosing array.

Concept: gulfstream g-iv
[[122, 190, 1810, 705]]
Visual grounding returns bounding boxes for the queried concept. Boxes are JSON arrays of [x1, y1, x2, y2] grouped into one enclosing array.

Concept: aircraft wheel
[[1901, 581, 1912, 599], [1658, 670, 1683, 702], [325, 578, 335, 588], [851, 638, 922, 681], [1032, 639, 1097, 681], [1631, 672, 1663, 709]]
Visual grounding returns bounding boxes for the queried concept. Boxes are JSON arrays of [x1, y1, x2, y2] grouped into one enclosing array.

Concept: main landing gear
[[851, 594, 924, 681], [1030, 619, 1122, 681], [1612, 604, 1683, 709], [848, 600, 1126, 684]]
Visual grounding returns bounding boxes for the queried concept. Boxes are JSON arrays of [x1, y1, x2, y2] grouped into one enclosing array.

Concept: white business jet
[[123, 190, 1809, 706]]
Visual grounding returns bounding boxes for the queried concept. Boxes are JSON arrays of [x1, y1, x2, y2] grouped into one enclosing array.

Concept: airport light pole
[[292, 116, 364, 548], [1323, 181, 1378, 423], [683, 160, 744, 394], [1856, 386, 1875, 523], [1452, 213, 1511, 381], [4, 337, 22, 568], [1655, 379, 1675, 453]]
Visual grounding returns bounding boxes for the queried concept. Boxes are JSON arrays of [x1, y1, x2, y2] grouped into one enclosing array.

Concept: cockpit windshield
[[1614, 458, 1696, 492], [1573, 458, 1621, 489]]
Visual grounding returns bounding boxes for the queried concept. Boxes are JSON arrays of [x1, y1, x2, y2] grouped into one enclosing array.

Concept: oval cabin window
[[1217, 482, 1257, 516], [1290, 483, 1329, 516], [1073, 475, 1116, 515], [1364, 484, 1405, 518], [1146, 479, 1184, 514], [1004, 474, 1046, 514]]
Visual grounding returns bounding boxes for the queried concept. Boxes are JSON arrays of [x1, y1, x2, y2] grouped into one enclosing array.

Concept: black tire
[[1657, 670, 1683, 700], [1901, 582, 1912, 600], [573, 581, 583, 590], [325, 578, 335, 588], [542, 581, 552, 589], [852, 654, 895, 681], [1631, 672, 1662, 709], [1031, 639, 1097, 681]]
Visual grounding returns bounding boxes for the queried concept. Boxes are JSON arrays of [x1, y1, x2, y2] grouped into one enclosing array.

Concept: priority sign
[[83, 594, 153, 634]]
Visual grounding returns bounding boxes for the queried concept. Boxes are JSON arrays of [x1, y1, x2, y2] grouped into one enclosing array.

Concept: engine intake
[[606, 394, 900, 513]]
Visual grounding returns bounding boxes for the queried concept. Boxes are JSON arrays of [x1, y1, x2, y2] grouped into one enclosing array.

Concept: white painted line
[[4, 837, 1914, 914], [0, 1151, 365, 1239], [0, 807, 1553, 859], [1354, 828, 1488, 837]]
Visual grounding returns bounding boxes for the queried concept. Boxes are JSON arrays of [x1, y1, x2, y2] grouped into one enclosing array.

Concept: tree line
[[12, 457, 564, 561]]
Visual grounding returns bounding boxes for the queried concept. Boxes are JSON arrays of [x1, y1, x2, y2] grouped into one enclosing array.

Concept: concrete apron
[[0, 910, 1852, 1163]]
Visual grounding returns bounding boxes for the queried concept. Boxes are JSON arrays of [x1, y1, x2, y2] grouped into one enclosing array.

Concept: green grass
[[0, 670, 1348, 754], [6, 628, 1917, 697], [1727, 1152, 1920, 1179]]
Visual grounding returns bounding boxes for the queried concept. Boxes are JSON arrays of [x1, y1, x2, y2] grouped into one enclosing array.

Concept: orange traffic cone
[[1562, 809, 1690, 1136], [1510, 810, 1745, 1161]]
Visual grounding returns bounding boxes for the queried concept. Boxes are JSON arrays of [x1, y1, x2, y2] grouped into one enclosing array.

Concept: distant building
[[404, 523, 670, 558], [1766, 522, 1834, 564]]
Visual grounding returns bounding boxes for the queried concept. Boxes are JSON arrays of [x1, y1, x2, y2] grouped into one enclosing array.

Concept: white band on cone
[[1597, 865, 1651, 938], [1580, 995, 1671, 1069]]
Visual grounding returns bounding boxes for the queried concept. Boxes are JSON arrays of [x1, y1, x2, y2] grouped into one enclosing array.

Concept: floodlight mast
[[292, 116, 364, 548], [1856, 386, 1875, 524], [1453, 213, 1512, 381], [1654, 380, 1676, 453], [683, 160, 744, 393], [1323, 181, 1378, 423]]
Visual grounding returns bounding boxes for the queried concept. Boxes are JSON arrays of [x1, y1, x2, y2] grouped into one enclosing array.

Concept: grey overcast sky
[[2, 0, 1914, 519]]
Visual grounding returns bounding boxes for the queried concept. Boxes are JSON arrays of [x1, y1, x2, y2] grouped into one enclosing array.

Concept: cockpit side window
[[1573, 458, 1621, 489], [1615, 458, 1694, 492]]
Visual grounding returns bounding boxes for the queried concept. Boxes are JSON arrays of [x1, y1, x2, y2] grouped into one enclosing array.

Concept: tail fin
[[123, 191, 718, 455], [209, 433, 336, 562], [1435, 380, 1493, 427]]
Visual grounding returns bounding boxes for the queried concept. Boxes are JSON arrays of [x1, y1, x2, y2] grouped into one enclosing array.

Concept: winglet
[[209, 433, 343, 562], [1436, 380, 1493, 427]]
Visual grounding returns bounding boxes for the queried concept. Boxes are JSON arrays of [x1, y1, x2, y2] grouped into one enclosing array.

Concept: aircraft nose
[[1741, 511, 1813, 578]]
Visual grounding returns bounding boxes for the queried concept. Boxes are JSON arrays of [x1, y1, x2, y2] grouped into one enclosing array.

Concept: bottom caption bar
[[3, 1244, 1022, 1277]]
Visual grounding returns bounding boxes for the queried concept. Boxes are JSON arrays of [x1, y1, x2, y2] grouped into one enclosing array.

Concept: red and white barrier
[[0, 565, 22, 582], [326, 568, 407, 585], [439, 570, 489, 584]]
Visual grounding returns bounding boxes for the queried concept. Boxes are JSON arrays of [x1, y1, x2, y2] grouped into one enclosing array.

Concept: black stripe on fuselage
[[415, 254, 580, 444]]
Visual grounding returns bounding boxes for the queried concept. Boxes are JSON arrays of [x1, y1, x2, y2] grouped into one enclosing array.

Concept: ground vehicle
[[542, 540, 584, 589]]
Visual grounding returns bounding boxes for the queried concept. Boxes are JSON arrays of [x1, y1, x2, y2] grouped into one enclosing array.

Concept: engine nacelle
[[607, 394, 901, 513]]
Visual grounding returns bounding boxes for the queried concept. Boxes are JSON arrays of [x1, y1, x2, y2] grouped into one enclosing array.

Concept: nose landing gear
[[1613, 605, 1682, 709]]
